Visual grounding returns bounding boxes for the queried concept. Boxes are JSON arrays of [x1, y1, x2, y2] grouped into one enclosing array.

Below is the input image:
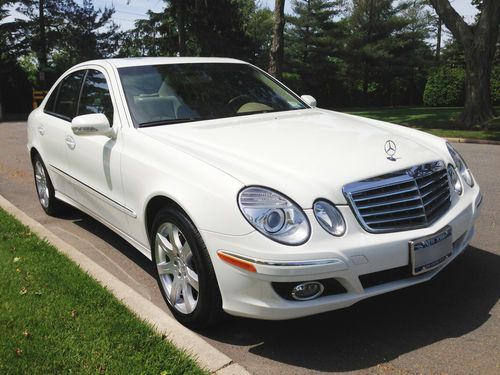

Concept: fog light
[[291, 282, 324, 301]]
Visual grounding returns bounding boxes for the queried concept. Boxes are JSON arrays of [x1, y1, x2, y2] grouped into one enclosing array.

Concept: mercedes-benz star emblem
[[384, 140, 397, 161]]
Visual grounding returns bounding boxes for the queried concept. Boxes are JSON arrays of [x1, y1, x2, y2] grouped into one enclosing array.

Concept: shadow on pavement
[[202, 246, 499, 372], [54, 205, 156, 278], [46, 204, 499, 372]]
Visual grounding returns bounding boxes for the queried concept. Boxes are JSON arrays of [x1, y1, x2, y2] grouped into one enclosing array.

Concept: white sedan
[[27, 57, 482, 328]]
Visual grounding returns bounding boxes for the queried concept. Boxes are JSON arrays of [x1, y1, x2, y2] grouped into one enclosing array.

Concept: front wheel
[[150, 206, 223, 329]]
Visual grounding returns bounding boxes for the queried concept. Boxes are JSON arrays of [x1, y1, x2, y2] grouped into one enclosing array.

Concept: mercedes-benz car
[[27, 57, 482, 328]]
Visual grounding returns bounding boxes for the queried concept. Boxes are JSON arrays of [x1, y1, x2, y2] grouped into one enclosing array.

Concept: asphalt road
[[0, 121, 499, 375]]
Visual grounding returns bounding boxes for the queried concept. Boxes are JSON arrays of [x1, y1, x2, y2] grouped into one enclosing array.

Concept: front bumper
[[202, 184, 482, 320]]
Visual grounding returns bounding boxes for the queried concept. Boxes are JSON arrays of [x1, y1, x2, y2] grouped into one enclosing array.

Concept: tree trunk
[[460, 51, 495, 126], [436, 19, 441, 62], [269, 0, 285, 79], [429, 0, 500, 128], [175, 0, 186, 56]]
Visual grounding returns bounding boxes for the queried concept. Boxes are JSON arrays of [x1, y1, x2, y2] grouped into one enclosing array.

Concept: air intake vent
[[343, 161, 451, 233]]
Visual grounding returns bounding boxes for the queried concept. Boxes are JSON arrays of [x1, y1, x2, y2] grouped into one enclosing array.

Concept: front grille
[[343, 161, 451, 233]]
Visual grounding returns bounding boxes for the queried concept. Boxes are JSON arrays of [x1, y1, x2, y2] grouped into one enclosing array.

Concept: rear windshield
[[118, 63, 306, 127]]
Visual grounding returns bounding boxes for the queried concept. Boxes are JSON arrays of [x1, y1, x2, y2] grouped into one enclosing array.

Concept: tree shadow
[[201, 246, 498, 372]]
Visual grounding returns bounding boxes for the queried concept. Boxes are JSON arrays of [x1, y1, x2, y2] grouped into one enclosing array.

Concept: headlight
[[447, 164, 463, 195], [313, 200, 346, 236], [447, 143, 474, 187], [238, 186, 310, 245]]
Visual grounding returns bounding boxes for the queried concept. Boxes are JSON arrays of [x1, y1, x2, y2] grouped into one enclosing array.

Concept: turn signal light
[[217, 251, 256, 273]]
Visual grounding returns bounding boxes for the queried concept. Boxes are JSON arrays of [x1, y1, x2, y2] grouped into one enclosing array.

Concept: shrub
[[491, 65, 500, 105], [423, 66, 465, 107]]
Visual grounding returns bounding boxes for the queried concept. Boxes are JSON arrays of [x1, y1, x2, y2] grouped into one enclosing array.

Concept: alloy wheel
[[34, 160, 50, 208], [154, 222, 199, 314]]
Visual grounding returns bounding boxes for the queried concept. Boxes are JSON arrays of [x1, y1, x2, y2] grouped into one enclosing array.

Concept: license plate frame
[[409, 226, 452, 275]]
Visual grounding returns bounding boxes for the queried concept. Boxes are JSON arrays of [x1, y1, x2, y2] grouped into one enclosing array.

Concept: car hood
[[140, 109, 446, 207]]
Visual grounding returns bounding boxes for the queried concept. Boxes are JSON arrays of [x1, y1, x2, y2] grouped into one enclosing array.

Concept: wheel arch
[[144, 194, 192, 244], [30, 146, 40, 164]]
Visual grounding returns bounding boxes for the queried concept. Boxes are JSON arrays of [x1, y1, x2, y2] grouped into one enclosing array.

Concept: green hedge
[[423, 65, 500, 107], [423, 66, 465, 107], [491, 65, 500, 105]]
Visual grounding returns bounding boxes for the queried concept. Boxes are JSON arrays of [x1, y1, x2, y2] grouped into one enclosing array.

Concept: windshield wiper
[[138, 118, 200, 128]]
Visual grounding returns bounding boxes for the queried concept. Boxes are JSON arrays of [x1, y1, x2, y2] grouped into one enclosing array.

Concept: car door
[[37, 70, 86, 197], [66, 67, 129, 232]]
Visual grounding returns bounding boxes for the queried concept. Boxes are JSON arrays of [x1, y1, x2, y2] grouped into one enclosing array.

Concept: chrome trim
[[343, 160, 451, 233], [49, 164, 137, 218], [291, 282, 325, 301], [475, 192, 483, 208], [218, 251, 343, 267]]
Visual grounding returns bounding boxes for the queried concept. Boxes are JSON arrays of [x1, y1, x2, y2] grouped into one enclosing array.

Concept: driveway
[[1, 121, 498, 374]]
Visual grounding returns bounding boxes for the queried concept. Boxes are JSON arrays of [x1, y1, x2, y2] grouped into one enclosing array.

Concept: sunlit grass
[[0, 208, 207, 375], [342, 106, 500, 141]]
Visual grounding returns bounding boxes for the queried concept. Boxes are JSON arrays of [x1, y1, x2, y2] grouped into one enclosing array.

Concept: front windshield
[[118, 63, 307, 127]]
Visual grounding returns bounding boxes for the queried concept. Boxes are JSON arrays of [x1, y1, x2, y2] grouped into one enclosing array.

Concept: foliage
[[342, 0, 434, 107], [13, 0, 122, 86], [0, 208, 208, 374], [1, 0, 498, 126], [492, 65, 500, 105], [285, 0, 345, 105], [423, 66, 465, 107], [17, 53, 38, 86], [119, 8, 179, 57]]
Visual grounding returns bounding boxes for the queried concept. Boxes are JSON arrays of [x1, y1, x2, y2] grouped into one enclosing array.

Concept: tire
[[150, 206, 223, 329], [32, 154, 63, 215]]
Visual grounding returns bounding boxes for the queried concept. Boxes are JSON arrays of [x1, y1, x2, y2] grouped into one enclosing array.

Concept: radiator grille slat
[[343, 161, 451, 233]]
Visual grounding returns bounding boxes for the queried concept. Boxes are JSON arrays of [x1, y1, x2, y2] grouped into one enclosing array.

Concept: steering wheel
[[223, 95, 254, 115]]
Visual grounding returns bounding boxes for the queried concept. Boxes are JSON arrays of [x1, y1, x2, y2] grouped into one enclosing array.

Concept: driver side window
[[78, 69, 114, 125]]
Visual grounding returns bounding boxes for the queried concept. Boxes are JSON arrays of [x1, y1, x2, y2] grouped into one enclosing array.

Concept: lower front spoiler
[[218, 226, 475, 320]]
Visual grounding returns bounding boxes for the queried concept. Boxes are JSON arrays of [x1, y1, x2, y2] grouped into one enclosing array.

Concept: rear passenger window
[[78, 70, 114, 125], [52, 71, 85, 120]]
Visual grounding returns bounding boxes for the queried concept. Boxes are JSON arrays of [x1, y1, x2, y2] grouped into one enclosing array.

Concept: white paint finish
[[27, 57, 481, 322]]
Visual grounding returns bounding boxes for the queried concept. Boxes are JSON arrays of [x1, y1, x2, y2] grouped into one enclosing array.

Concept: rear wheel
[[32, 154, 62, 215], [150, 206, 223, 329]]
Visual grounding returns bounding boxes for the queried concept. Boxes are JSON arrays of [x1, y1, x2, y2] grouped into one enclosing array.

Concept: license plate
[[409, 226, 452, 275]]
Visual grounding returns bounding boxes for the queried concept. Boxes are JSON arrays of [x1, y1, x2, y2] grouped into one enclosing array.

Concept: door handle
[[65, 135, 76, 150], [38, 125, 45, 135]]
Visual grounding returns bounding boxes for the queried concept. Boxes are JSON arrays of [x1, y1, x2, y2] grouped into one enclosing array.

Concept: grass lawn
[[342, 106, 500, 141], [0, 208, 207, 375]]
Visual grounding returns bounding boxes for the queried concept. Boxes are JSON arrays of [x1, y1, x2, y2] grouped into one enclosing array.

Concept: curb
[[0, 194, 250, 375], [446, 137, 500, 145]]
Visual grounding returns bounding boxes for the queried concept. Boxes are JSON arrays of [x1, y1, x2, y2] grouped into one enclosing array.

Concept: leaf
[[15, 348, 23, 356], [13, 257, 21, 263], [19, 288, 27, 295], [70, 309, 78, 318]]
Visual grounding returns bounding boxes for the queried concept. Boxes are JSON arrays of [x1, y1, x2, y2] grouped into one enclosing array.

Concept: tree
[[428, 0, 500, 127], [344, 0, 432, 106], [269, 0, 286, 78], [120, 9, 178, 57], [286, 0, 345, 105], [15, 0, 121, 80]]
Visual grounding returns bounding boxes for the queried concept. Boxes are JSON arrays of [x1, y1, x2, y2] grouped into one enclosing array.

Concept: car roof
[[74, 57, 247, 69]]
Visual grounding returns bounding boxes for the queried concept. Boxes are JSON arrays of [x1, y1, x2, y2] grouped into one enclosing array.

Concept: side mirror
[[71, 113, 114, 138], [301, 95, 317, 108]]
